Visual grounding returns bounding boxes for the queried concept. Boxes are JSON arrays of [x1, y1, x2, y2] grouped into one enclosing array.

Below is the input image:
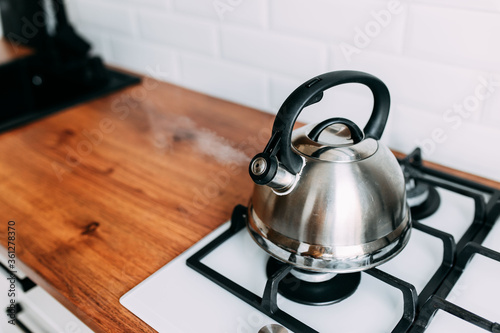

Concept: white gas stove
[[121, 148, 500, 333]]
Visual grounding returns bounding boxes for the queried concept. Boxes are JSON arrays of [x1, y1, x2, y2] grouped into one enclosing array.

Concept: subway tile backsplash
[[61, 0, 500, 181], [138, 10, 219, 56], [76, 0, 136, 36], [220, 26, 328, 77], [406, 4, 500, 71]]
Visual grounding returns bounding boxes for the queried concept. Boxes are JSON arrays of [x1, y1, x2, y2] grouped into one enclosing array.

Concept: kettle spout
[[264, 163, 297, 192], [249, 154, 297, 192]]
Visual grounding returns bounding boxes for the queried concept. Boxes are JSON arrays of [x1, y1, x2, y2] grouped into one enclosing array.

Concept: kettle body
[[247, 71, 411, 273]]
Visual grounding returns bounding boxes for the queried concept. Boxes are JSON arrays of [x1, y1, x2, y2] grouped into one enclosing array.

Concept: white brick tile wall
[[482, 73, 500, 126], [76, 26, 111, 59], [108, 38, 177, 82], [433, 121, 500, 179], [180, 54, 268, 110], [220, 26, 328, 77], [126, 0, 170, 9], [138, 10, 218, 56], [173, 0, 268, 28], [405, 4, 500, 71], [75, 0, 137, 37], [64, 0, 81, 25], [390, 104, 453, 156], [413, 0, 500, 12], [390, 104, 500, 180], [96, 0, 171, 9], [5, 0, 499, 180], [271, 0, 408, 55]]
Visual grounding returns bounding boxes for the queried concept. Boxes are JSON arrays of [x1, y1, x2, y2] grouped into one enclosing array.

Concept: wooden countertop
[[1, 40, 499, 332], [0, 75, 275, 332]]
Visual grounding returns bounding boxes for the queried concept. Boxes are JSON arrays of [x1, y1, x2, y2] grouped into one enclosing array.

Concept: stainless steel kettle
[[247, 70, 411, 273]]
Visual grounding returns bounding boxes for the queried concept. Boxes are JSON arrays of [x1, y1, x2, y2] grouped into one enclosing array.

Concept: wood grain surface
[[0, 42, 499, 332], [0, 75, 276, 332]]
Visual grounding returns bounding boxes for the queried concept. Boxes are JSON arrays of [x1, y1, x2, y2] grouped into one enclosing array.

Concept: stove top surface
[[121, 149, 500, 333]]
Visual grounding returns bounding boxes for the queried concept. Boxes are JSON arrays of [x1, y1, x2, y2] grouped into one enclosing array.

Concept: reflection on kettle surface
[[246, 70, 411, 273]]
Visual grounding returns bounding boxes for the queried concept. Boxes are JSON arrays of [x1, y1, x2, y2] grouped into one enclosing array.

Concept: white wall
[[0, 7, 3, 37], [49, 1, 500, 180]]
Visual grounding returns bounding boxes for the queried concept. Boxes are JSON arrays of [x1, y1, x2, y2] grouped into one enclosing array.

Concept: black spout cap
[[249, 153, 278, 185]]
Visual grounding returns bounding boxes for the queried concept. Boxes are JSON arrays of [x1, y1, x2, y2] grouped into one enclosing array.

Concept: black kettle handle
[[269, 70, 390, 174]]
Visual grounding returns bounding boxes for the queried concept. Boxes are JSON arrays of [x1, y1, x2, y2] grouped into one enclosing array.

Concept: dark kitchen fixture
[[0, 0, 140, 133], [247, 70, 411, 274]]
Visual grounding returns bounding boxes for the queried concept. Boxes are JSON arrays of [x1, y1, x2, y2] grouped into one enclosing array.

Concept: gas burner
[[406, 178, 441, 220], [266, 257, 361, 306], [400, 148, 441, 220]]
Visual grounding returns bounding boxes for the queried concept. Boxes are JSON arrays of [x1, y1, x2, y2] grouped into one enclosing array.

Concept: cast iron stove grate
[[187, 148, 500, 332]]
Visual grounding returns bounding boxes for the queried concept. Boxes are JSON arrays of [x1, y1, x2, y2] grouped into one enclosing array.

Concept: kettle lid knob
[[308, 117, 364, 143]]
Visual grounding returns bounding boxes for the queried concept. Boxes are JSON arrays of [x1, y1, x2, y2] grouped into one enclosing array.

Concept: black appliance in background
[[0, 0, 140, 132]]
